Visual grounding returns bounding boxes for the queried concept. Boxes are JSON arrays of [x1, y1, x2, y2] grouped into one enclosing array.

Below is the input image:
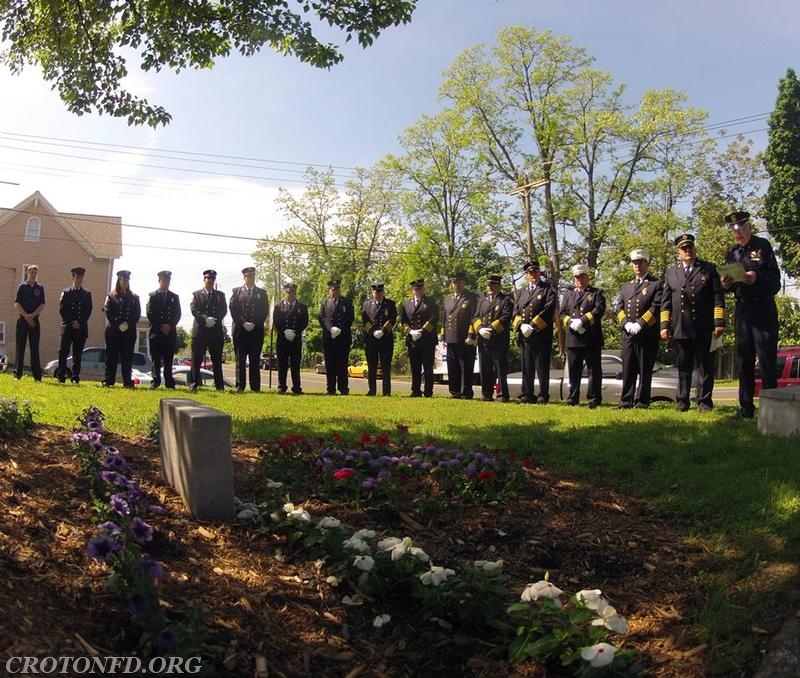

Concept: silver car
[[507, 354, 678, 403], [44, 346, 153, 383]]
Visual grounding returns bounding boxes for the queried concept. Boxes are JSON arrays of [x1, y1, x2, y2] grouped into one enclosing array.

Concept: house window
[[24, 217, 41, 242], [0, 321, 6, 344]]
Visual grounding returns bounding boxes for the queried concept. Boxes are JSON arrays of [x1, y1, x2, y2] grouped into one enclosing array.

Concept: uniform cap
[[371, 281, 385, 290], [487, 274, 502, 284], [157, 270, 172, 279], [241, 266, 256, 275], [572, 264, 590, 276], [203, 269, 217, 278], [284, 282, 297, 291], [724, 211, 750, 229], [448, 272, 466, 281], [523, 261, 540, 272], [71, 266, 86, 276], [674, 233, 695, 248], [328, 279, 341, 288], [629, 249, 651, 263], [116, 270, 131, 279], [410, 278, 425, 288]]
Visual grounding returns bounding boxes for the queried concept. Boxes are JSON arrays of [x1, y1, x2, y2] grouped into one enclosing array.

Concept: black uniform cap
[[203, 269, 217, 278], [71, 267, 86, 276]]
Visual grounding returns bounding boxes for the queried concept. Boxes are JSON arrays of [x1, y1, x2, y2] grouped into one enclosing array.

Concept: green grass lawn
[[2, 372, 798, 673]]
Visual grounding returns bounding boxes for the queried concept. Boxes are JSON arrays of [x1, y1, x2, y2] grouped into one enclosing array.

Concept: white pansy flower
[[591, 604, 628, 634], [342, 595, 364, 606], [473, 559, 504, 572], [409, 546, 430, 562], [389, 537, 414, 560], [342, 536, 371, 553], [317, 516, 341, 529], [420, 565, 456, 586], [521, 580, 565, 605], [373, 614, 391, 628], [353, 555, 375, 571], [287, 507, 311, 522], [377, 536, 402, 551], [326, 575, 342, 586], [576, 589, 605, 610], [580, 642, 616, 668], [353, 528, 377, 540]]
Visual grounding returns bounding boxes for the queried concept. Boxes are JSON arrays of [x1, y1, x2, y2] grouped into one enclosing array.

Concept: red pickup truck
[[755, 346, 800, 395]]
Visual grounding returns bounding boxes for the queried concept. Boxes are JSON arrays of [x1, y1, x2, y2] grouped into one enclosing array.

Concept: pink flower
[[333, 468, 355, 480], [360, 432, 373, 445]]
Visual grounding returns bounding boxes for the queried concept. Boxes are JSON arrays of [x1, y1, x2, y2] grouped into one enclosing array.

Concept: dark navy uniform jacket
[[660, 260, 725, 339], [146, 290, 181, 339], [104, 291, 141, 333], [400, 296, 439, 347], [15, 282, 45, 316], [559, 286, 606, 349], [318, 296, 354, 342], [513, 280, 556, 338], [614, 274, 662, 337], [725, 234, 781, 310], [59, 286, 93, 337], [190, 288, 228, 337], [441, 290, 479, 343], [229, 285, 269, 336], [273, 299, 309, 337], [362, 297, 398, 337], [472, 292, 513, 347]]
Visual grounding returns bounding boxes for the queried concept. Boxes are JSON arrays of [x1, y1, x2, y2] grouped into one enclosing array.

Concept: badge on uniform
[[587, 294, 593, 302], [700, 275, 706, 283], [461, 301, 469, 308], [34, 289, 41, 298], [750, 250, 761, 263], [642, 288, 648, 296], [537, 294, 542, 300]]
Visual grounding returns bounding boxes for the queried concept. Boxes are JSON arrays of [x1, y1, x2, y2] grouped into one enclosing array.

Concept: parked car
[[169, 365, 235, 389], [432, 339, 481, 385], [44, 347, 152, 382], [755, 346, 800, 395], [259, 354, 278, 370], [314, 360, 326, 374], [507, 354, 678, 403], [347, 360, 383, 379], [173, 355, 213, 369]]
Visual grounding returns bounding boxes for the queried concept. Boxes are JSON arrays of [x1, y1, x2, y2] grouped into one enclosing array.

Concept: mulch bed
[[0, 425, 715, 676]]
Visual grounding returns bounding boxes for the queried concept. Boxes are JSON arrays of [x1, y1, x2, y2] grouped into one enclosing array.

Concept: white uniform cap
[[629, 249, 651, 263], [572, 264, 590, 276]]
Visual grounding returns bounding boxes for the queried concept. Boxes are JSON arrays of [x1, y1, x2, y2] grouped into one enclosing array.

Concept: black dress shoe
[[733, 408, 754, 420], [634, 402, 649, 409], [518, 395, 532, 403], [499, 397, 510, 403], [588, 402, 598, 409], [618, 402, 633, 409], [697, 403, 713, 412], [482, 395, 494, 402], [536, 396, 549, 405], [450, 393, 462, 399], [410, 392, 422, 398], [676, 402, 689, 412]]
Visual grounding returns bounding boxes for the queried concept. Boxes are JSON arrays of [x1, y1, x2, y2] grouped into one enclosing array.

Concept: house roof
[[0, 191, 122, 259]]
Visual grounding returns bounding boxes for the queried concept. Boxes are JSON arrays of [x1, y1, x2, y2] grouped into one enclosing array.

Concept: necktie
[[414, 298, 420, 309]]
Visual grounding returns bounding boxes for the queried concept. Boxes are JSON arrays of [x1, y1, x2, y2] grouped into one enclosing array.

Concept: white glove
[[373, 329, 384, 339], [569, 319, 583, 332], [464, 336, 476, 346], [410, 329, 422, 342], [118, 322, 129, 332], [284, 329, 296, 341], [520, 323, 534, 338], [623, 321, 634, 334], [629, 322, 642, 336], [243, 321, 255, 332], [478, 327, 493, 340], [576, 324, 586, 334], [205, 317, 217, 328], [330, 326, 341, 338]]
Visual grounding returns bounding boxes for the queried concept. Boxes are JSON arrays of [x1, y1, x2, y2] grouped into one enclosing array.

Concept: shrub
[[0, 398, 34, 437]]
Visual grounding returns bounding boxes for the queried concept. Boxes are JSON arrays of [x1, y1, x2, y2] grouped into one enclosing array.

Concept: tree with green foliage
[[0, 0, 417, 126], [775, 294, 800, 346], [764, 68, 800, 278]]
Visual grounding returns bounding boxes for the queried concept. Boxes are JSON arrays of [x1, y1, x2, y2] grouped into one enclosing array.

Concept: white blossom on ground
[[353, 528, 376, 540], [576, 589, 605, 610], [353, 555, 375, 571], [326, 575, 342, 586], [580, 642, 616, 668], [317, 516, 341, 529], [342, 536, 371, 553], [591, 603, 628, 634], [373, 614, 391, 628], [378, 536, 402, 551], [520, 580, 564, 605], [342, 595, 363, 606], [473, 559, 503, 572], [287, 507, 311, 522], [420, 565, 456, 586]]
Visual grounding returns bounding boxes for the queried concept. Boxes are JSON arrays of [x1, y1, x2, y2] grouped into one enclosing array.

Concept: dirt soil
[[0, 425, 727, 677]]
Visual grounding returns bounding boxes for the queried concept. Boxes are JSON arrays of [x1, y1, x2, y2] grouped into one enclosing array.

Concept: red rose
[[477, 470, 496, 482], [333, 469, 355, 480], [375, 433, 390, 445], [360, 432, 372, 445]]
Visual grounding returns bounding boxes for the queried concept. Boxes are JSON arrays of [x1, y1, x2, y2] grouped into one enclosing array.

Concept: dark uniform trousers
[[319, 296, 355, 395], [726, 234, 781, 416], [58, 287, 92, 383], [147, 290, 181, 388], [274, 300, 309, 393], [401, 297, 439, 397], [559, 286, 606, 406], [660, 261, 725, 409], [190, 289, 227, 390], [14, 281, 45, 380], [442, 292, 479, 398], [363, 297, 398, 396], [513, 282, 556, 402], [103, 291, 141, 387], [474, 293, 514, 400], [614, 276, 662, 406], [230, 286, 268, 392]]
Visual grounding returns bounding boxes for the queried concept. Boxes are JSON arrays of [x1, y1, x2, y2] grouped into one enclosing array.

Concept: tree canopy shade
[[0, 0, 418, 126], [765, 68, 800, 278]]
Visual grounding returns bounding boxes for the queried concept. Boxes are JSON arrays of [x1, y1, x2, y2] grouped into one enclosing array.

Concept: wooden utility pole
[[508, 178, 548, 258]]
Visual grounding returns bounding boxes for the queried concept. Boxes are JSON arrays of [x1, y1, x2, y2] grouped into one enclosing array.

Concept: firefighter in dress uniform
[[189, 269, 228, 391], [102, 270, 141, 388], [513, 261, 556, 404], [362, 282, 398, 396], [57, 266, 93, 383], [13, 264, 45, 381], [559, 264, 606, 408], [472, 274, 514, 402], [660, 233, 725, 412], [273, 282, 309, 395], [614, 249, 663, 409], [440, 272, 479, 399], [229, 266, 269, 393], [318, 279, 354, 395], [146, 270, 181, 389], [400, 279, 439, 398], [720, 211, 781, 419]]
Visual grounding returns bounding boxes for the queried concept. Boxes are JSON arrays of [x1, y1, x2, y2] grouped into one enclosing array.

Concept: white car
[[44, 346, 153, 384], [507, 354, 679, 403]]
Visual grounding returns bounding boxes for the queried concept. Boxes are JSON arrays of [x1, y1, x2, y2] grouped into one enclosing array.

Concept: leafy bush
[[0, 398, 34, 437]]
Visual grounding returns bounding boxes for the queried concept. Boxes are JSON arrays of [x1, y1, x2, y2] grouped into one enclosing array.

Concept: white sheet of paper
[[718, 262, 746, 282]]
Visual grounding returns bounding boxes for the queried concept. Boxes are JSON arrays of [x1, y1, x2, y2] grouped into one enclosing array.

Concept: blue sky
[[1, 0, 798, 303]]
